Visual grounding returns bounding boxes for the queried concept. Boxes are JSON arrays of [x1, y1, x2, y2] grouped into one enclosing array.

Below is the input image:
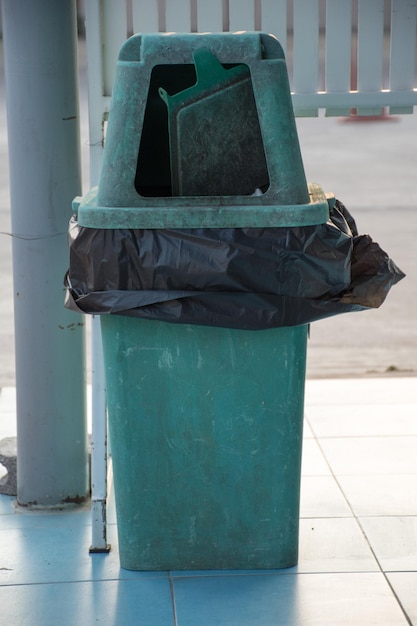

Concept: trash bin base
[[101, 316, 307, 571]]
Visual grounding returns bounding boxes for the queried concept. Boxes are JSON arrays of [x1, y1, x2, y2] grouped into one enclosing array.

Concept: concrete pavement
[[0, 40, 416, 385], [298, 113, 417, 379]]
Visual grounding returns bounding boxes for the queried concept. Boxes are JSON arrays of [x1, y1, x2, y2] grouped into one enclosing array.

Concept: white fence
[[84, 0, 417, 181]]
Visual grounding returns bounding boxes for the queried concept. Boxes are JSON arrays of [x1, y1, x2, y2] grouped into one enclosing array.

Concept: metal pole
[[1, 0, 88, 506]]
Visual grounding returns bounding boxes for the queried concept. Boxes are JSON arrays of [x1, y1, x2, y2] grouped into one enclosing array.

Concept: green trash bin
[[75, 32, 330, 570]]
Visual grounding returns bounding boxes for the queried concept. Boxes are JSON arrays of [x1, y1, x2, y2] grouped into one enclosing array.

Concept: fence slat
[[102, 0, 128, 96], [389, 0, 417, 114], [165, 0, 192, 32], [357, 0, 385, 115], [132, 0, 159, 33], [84, 0, 107, 184], [325, 0, 352, 116], [261, 0, 287, 53], [292, 0, 320, 116], [196, 0, 223, 32], [229, 0, 255, 31]]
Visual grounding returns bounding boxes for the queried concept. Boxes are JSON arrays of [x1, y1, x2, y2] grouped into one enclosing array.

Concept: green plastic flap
[[159, 49, 269, 197]]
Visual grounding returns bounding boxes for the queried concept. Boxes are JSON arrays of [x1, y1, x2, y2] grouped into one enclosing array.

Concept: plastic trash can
[[71, 32, 328, 570]]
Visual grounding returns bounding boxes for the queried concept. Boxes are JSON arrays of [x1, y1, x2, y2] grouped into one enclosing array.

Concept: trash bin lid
[[159, 48, 270, 197], [79, 32, 330, 229]]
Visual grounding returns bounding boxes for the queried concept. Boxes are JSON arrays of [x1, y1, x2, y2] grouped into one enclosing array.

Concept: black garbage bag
[[64, 199, 404, 330]]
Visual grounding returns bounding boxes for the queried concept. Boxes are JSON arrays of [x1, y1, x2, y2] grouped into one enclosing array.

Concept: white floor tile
[[336, 474, 417, 516], [319, 436, 417, 476], [301, 438, 330, 476], [173, 572, 409, 625], [0, 522, 166, 586], [360, 516, 417, 571], [300, 475, 352, 518], [0, 499, 91, 529], [305, 377, 416, 407], [387, 573, 417, 625], [307, 403, 417, 438], [303, 419, 314, 438], [0, 578, 174, 626], [0, 494, 14, 515], [297, 517, 378, 573], [290, 572, 409, 625]]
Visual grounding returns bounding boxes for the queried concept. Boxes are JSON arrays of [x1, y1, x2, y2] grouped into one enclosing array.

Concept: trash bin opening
[[135, 61, 270, 198]]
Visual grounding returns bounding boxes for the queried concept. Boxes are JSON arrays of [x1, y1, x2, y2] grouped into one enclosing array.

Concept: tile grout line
[[169, 573, 179, 626], [304, 412, 414, 626]]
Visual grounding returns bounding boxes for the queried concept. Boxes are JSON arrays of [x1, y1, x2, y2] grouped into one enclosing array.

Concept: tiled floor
[[0, 377, 416, 625]]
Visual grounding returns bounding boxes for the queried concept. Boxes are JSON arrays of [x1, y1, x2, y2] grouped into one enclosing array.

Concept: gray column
[[1, 0, 88, 506]]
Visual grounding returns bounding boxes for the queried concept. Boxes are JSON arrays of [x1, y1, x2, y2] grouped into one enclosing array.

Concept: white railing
[[83, 0, 417, 551], [85, 0, 417, 181]]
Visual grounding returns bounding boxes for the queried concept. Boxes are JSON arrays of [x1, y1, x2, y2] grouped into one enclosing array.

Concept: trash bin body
[[102, 315, 307, 570]]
